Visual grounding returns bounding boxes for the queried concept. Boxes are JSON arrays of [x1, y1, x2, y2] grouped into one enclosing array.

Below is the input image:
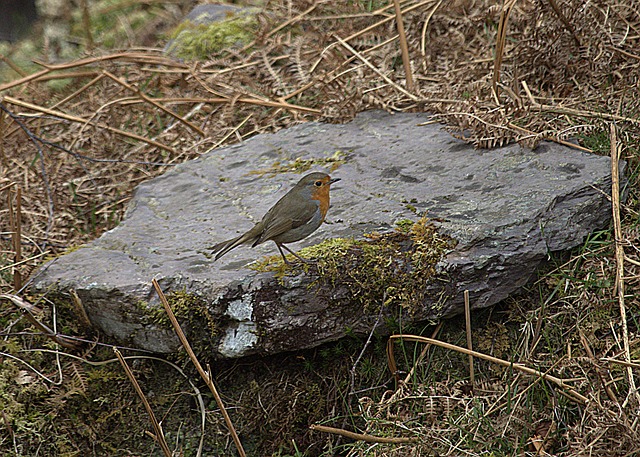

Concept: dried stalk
[[335, 36, 418, 101], [121, 96, 321, 114], [102, 70, 205, 136], [610, 124, 639, 410], [384, 322, 443, 406], [492, 0, 518, 96], [578, 329, 618, 403], [309, 424, 417, 443], [152, 279, 246, 457], [420, 0, 443, 56], [464, 290, 475, 391], [50, 74, 106, 110], [546, 0, 580, 46], [265, 2, 319, 39], [0, 294, 82, 350], [114, 348, 172, 457], [342, 0, 437, 43], [388, 334, 588, 403], [392, 0, 415, 91], [3, 95, 176, 153], [522, 81, 640, 125], [7, 186, 22, 290]]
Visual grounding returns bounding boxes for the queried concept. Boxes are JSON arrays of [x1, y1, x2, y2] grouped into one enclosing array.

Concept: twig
[[388, 334, 588, 403], [420, 0, 443, 57], [0, 351, 61, 385], [309, 424, 417, 444], [602, 358, 640, 370], [578, 329, 618, 403], [392, 0, 414, 91], [120, 96, 321, 114], [607, 45, 640, 62], [350, 295, 386, 395], [385, 322, 442, 386], [546, 0, 581, 46], [7, 186, 22, 290], [0, 294, 82, 350], [102, 70, 205, 136], [206, 114, 253, 152], [492, 0, 517, 96], [342, 0, 437, 43], [50, 73, 106, 110], [484, 357, 567, 418], [0, 52, 183, 92], [506, 120, 594, 153], [33, 52, 183, 70], [152, 278, 246, 457], [28, 71, 100, 83], [69, 290, 93, 329], [610, 124, 639, 410], [265, 2, 319, 39], [0, 252, 49, 272], [401, 322, 442, 385], [0, 68, 53, 92], [335, 36, 418, 101], [521, 81, 640, 125], [3, 95, 176, 153], [114, 348, 173, 457], [0, 54, 26, 77], [0, 102, 55, 241], [464, 290, 474, 391]]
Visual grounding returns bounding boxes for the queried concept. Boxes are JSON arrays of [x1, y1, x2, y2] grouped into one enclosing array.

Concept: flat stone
[[32, 111, 624, 357]]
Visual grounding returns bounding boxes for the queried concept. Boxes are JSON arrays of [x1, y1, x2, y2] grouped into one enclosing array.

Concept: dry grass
[[1, 0, 639, 455]]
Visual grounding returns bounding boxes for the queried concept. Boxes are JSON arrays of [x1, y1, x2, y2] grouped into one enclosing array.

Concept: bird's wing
[[255, 193, 318, 244]]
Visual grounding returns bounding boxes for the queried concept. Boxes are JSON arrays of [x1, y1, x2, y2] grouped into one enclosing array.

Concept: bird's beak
[[329, 177, 341, 185]]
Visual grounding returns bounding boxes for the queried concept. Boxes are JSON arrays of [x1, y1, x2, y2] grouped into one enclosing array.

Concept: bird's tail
[[210, 233, 253, 261]]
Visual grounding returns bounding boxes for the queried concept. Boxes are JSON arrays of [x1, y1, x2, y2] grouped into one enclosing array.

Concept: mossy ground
[[5, 278, 629, 455]]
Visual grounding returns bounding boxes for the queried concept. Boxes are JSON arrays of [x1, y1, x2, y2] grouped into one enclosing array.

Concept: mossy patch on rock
[[252, 216, 457, 314], [250, 150, 347, 176], [167, 12, 258, 60], [137, 289, 217, 354]]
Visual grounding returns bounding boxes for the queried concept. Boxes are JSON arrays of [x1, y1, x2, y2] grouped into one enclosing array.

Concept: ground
[[0, 0, 639, 456]]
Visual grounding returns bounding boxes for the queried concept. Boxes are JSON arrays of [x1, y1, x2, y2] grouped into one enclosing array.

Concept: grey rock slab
[[32, 111, 625, 357]]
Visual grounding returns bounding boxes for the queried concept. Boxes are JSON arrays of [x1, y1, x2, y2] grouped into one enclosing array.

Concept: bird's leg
[[275, 243, 293, 265], [277, 243, 311, 264]]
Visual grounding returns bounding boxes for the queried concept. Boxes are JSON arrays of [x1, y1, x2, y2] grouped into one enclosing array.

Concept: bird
[[210, 172, 340, 264]]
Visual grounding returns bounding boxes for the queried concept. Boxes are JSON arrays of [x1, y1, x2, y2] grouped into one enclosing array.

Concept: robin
[[210, 172, 340, 264]]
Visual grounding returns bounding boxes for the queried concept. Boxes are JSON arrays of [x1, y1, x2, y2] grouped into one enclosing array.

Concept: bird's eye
[[314, 180, 323, 187]]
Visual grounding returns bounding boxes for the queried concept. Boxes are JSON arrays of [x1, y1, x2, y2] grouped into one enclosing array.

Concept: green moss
[[394, 218, 415, 233], [250, 150, 347, 176], [167, 13, 258, 60], [251, 216, 457, 314], [249, 254, 297, 277], [140, 290, 216, 336]]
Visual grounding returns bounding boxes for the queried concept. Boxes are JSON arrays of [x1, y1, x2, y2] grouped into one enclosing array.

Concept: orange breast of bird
[[312, 184, 331, 220]]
